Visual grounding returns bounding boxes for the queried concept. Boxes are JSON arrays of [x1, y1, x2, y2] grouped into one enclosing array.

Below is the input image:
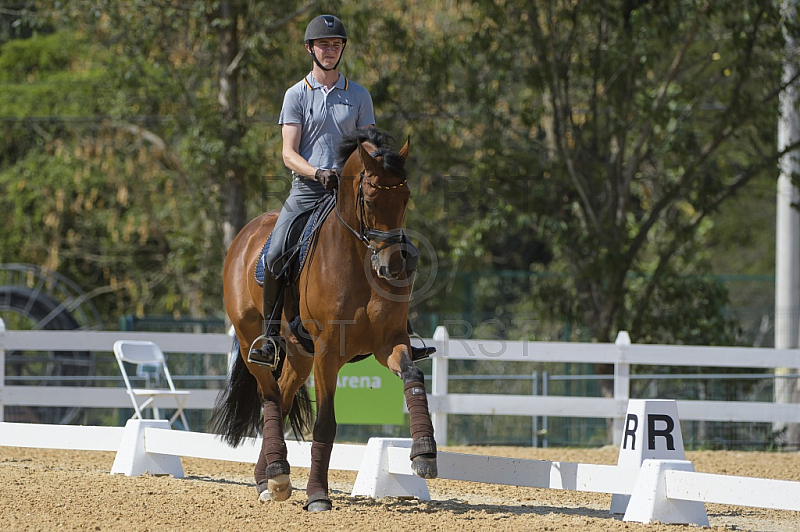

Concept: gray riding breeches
[[265, 177, 328, 276]]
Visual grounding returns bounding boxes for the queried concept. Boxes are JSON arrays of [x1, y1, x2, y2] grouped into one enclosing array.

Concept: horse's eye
[[364, 200, 373, 209]]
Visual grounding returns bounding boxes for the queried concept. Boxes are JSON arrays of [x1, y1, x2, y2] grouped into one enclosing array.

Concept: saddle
[[255, 194, 336, 287]]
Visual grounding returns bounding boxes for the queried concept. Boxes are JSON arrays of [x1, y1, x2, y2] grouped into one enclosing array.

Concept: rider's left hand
[[315, 168, 339, 190]]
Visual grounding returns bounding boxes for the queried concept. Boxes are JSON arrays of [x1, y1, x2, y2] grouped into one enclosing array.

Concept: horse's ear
[[398, 136, 410, 164], [357, 141, 381, 174]]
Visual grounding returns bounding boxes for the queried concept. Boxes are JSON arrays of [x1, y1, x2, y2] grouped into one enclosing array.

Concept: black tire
[[0, 285, 93, 422]]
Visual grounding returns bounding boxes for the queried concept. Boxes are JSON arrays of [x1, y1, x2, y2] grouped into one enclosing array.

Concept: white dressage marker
[[610, 399, 687, 514], [352, 438, 431, 500], [110, 419, 184, 478], [623, 459, 709, 526]]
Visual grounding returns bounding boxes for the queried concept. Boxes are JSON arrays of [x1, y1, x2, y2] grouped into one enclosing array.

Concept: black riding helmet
[[304, 15, 347, 72]]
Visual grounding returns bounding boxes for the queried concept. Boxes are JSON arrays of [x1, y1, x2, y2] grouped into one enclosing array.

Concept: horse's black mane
[[336, 127, 407, 179]]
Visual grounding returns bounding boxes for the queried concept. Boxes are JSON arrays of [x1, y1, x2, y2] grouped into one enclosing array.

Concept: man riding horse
[[251, 14, 434, 367]]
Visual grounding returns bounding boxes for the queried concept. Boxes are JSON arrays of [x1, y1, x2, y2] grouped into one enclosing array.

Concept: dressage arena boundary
[[3, 325, 800, 447], [2, 406, 800, 526]]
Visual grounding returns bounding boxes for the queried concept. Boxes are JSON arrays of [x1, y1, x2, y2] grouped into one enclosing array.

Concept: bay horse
[[210, 128, 437, 512]]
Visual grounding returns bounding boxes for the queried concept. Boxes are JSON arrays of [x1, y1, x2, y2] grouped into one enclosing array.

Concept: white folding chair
[[113, 340, 190, 430]]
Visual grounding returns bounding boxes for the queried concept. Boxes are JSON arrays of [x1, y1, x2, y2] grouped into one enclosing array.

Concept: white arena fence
[[1, 322, 800, 445], [1, 408, 799, 526]]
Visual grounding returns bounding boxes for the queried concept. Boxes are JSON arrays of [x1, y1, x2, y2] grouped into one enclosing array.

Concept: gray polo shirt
[[279, 72, 375, 171]]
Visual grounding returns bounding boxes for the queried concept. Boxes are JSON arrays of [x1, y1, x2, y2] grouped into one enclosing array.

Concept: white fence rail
[[0, 328, 233, 421], [1, 324, 800, 445], [2, 419, 800, 526], [427, 327, 800, 445]]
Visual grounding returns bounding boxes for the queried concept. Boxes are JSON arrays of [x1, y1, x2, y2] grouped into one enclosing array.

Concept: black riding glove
[[314, 168, 339, 191]]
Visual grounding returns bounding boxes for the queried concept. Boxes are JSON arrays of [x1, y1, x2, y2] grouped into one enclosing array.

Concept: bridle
[[335, 168, 408, 257]]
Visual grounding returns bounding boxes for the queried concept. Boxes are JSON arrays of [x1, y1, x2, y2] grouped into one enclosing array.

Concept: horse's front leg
[[250, 369, 292, 502], [377, 341, 438, 479], [304, 355, 339, 512]]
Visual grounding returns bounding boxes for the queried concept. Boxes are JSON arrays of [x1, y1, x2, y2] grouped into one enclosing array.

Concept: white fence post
[[431, 326, 449, 446], [612, 331, 631, 445]]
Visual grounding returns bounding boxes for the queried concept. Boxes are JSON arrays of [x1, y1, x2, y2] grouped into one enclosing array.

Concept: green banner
[[306, 356, 405, 425]]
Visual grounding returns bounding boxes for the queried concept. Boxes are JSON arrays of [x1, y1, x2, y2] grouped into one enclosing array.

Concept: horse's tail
[[208, 335, 262, 447], [209, 334, 315, 445]]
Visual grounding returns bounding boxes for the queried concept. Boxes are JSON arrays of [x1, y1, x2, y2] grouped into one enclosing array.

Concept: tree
[[1, 0, 793, 344], [0, 1, 314, 320], [440, 0, 794, 346]]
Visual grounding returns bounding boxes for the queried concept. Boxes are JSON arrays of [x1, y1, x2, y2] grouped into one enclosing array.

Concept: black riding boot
[[346, 320, 436, 365], [248, 273, 284, 368], [408, 320, 436, 362]]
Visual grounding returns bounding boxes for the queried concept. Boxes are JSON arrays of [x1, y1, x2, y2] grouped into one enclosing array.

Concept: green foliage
[[0, 1, 308, 323], [0, 0, 792, 343], [411, 0, 788, 344], [0, 30, 85, 81], [629, 273, 739, 346]]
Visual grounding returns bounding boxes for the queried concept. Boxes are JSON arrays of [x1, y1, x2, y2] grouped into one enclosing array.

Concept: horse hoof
[[267, 474, 292, 502], [306, 499, 332, 512], [304, 491, 332, 512], [411, 453, 438, 479]]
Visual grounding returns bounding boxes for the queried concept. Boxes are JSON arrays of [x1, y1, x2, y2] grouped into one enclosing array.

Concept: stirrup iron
[[248, 334, 280, 370], [411, 345, 436, 362]]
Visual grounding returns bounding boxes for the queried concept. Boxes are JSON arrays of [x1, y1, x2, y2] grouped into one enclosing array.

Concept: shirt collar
[[304, 72, 348, 91]]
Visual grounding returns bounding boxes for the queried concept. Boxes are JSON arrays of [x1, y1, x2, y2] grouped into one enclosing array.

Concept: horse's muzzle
[[372, 251, 406, 281]]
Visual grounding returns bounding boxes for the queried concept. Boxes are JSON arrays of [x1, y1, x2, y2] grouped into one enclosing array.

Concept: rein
[[334, 169, 408, 256]]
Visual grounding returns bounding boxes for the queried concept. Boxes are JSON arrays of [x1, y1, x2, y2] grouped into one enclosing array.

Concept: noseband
[[335, 170, 408, 256]]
